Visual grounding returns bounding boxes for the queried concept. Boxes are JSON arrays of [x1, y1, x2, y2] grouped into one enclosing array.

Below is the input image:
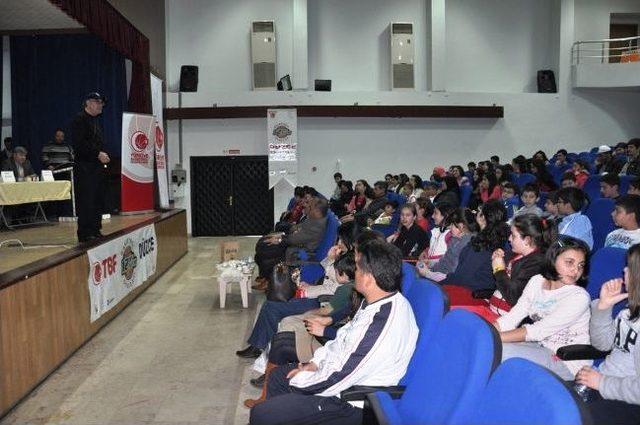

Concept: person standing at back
[[72, 92, 110, 243]]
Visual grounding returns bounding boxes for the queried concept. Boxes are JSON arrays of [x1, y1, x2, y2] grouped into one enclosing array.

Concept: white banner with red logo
[[87, 224, 157, 322], [150, 74, 170, 208], [267, 108, 298, 189], [121, 113, 155, 213]]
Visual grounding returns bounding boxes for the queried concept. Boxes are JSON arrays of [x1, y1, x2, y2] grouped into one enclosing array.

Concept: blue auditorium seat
[[400, 262, 417, 295], [298, 212, 339, 283], [582, 175, 601, 202], [460, 185, 472, 208], [586, 246, 627, 315], [584, 198, 615, 250], [514, 173, 536, 189]]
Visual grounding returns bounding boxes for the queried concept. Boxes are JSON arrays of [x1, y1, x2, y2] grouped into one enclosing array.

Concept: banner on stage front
[[267, 109, 298, 188], [87, 224, 157, 322], [121, 113, 155, 213], [150, 74, 170, 208]]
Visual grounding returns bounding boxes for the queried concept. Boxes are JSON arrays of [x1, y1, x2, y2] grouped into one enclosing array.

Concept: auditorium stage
[[0, 209, 188, 417], [0, 213, 161, 274]]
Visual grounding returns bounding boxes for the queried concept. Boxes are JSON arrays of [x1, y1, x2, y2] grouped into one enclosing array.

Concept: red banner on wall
[[121, 113, 155, 213]]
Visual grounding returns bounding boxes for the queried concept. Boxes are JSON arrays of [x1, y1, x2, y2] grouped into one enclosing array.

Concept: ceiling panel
[[0, 0, 84, 31]]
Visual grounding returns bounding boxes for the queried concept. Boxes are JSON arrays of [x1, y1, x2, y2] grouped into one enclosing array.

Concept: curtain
[[10, 34, 126, 172], [48, 0, 151, 114]]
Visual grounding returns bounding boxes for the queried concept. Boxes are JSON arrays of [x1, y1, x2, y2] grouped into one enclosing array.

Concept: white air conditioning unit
[[390, 22, 415, 90], [251, 20, 277, 90]]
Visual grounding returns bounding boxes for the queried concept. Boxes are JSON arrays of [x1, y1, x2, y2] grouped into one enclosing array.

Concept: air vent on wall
[[390, 22, 415, 90], [251, 20, 277, 90]]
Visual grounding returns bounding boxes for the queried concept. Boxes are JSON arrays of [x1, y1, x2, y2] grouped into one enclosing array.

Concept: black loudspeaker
[[179, 65, 199, 92], [314, 79, 332, 92], [537, 70, 557, 93]]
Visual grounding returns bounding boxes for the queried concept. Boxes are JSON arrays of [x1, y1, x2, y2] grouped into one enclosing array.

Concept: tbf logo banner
[[267, 108, 298, 189], [87, 224, 157, 322], [121, 113, 155, 213]]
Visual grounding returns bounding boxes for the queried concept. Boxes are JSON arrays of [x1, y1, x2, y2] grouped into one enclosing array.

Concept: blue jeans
[[248, 298, 320, 349]]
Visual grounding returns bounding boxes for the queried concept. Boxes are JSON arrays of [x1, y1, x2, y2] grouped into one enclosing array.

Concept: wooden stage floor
[[0, 213, 160, 274]]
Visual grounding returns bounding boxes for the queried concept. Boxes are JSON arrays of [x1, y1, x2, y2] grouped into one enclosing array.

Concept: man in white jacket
[[250, 239, 418, 425]]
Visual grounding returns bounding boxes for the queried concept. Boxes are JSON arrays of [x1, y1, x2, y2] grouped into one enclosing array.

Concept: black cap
[[85, 92, 107, 104]]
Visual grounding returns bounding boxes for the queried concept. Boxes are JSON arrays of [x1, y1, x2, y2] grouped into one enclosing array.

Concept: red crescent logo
[[130, 131, 149, 153]]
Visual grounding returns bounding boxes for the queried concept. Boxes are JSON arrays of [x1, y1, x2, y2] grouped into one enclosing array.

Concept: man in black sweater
[[71, 92, 110, 243]]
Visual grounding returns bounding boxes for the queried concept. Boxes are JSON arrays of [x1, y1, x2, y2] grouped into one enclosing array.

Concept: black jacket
[[71, 110, 105, 168], [494, 251, 546, 306], [1, 158, 36, 179], [394, 223, 430, 258]]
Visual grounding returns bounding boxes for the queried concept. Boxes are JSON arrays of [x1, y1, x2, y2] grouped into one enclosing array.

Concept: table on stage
[[0, 181, 71, 229]]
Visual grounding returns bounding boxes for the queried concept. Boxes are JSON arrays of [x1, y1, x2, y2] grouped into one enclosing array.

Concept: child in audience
[[573, 159, 591, 188], [449, 165, 470, 187], [600, 173, 621, 200], [576, 244, 640, 425], [421, 181, 439, 203], [401, 181, 415, 200], [479, 172, 502, 203], [418, 202, 456, 268], [370, 200, 398, 226], [387, 204, 430, 259], [628, 179, 640, 196], [415, 197, 433, 232], [605, 195, 640, 249], [530, 158, 558, 192], [441, 200, 510, 303], [557, 187, 594, 250], [543, 191, 560, 221], [513, 183, 543, 220], [561, 172, 577, 188], [409, 175, 424, 201], [467, 161, 477, 174], [496, 236, 592, 381], [555, 149, 570, 167], [501, 182, 521, 219], [417, 208, 478, 282]]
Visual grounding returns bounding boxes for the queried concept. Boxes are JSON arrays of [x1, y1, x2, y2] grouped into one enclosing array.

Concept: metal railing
[[572, 36, 640, 65]]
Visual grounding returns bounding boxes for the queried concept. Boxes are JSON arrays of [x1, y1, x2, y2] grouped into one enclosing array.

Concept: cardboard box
[[221, 241, 240, 262]]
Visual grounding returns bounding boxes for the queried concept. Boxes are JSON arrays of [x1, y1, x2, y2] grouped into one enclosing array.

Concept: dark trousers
[[247, 298, 319, 350], [75, 164, 105, 239], [586, 390, 640, 425], [250, 364, 362, 425], [255, 237, 287, 278]]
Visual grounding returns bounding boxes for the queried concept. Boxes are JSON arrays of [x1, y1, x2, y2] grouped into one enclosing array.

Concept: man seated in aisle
[[253, 197, 328, 290], [41, 128, 74, 170], [600, 173, 621, 200], [621, 138, 640, 177], [605, 195, 640, 249], [249, 239, 418, 425], [1, 146, 36, 181]]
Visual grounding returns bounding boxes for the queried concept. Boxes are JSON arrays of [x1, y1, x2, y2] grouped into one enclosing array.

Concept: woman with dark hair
[[434, 175, 461, 207], [441, 200, 510, 303], [418, 201, 457, 268], [495, 165, 511, 185], [479, 172, 501, 203], [343, 179, 370, 219], [533, 150, 550, 164], [449, 165, 470, 187], [572, 159, 591, 188], [396, 174, 409, 194], [556, 187, 593, 249], [495, 236, 592, 381], [530, 158, 558, 192], [387, 203, 430, 258], [577, 244, 640, 425], [418, 208, 478, 282], [330, 180, 354, 217], [415, 197, 434, 232], [407, 175, 424, 202], [512, 155, 528, 175]]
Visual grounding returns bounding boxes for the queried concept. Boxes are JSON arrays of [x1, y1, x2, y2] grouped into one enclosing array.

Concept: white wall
[[308, 0, 428, 91], [575, 0, 640, 42], [165, 0, 640, 233], [446, 0, 560, 93]]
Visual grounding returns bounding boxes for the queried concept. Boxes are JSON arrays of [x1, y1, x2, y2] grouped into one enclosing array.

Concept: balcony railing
[[572, 36, 640, 65]]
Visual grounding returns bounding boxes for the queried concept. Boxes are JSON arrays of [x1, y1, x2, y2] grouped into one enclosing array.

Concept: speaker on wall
[[314, 79, 332, 92], [537, 70, 556, 93], [179, 65, 199, 92]]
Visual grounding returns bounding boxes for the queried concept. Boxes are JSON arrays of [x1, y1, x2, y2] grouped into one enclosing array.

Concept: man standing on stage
[[72, 92, 110, 243]]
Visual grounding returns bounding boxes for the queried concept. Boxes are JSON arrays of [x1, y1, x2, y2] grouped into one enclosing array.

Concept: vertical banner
[[87, 224, 157, 322], [121, 113, 155, 213], [267, 108, 298, 189], [150, 74, 170, 208]]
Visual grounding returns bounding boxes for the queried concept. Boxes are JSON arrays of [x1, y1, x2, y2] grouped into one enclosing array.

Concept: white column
[[558, 0, 575, 95], [292, 0, 309, 89], [430, 0, 446, 92]]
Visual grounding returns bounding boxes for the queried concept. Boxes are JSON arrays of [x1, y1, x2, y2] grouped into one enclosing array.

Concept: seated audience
[[512, 155, 528, 176], [530, 158, 558, 191], [605, 195, 640, 249], [555, 149, 570, 167], [419, 201, 456, 268], [576, 244, 640, 425], [495, 236, 592, 381], [421, 181, 439, 202], [621, 138, 640, 177], [408, 174, 424, 201], [330, 173, 343, 201], [557, 187, 594, 250], [614, 142, 628, 158], [352, 181, 388, 225], [596, 145, 624, 175], [572, 160, 591, 188], [330, 180, 354, 217], [402, 181, 416, 202], [562, 171, 578, 188], [276, 186, 306, 232], [431, 166, 446, 183], [479, 172, 501, 203], [543, 190, 560, 221], [387, 174, 400, 193], [253, 198, 328, 290], [344, 179, 370, 217], [433, 175, 461, 207], [387, 203, 430, 259], [490, 155, 501, 168], [600, 173, 621, 199], [449, 165, 470, 187], [441, 199, 510, 302], [629, 179, 640, 196], [467, 161, 477, 174], [370, 200, 397, 226], [513, 183, 543, 219], [533, 150, 550, 165], [1, 146, 36, 181], [414, 197, 433, 232], [501, 182, 520, 219], [417, 208, 477, 282], [41, 128, 74, 170], [495, 165, 512, 185], [249, 240, 418, 425]]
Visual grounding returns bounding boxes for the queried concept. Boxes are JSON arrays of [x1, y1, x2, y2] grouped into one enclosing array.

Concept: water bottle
[[573, 383, 591, 402]]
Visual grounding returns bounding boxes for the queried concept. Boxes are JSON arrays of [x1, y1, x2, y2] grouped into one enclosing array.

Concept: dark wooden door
[[609, 24, 638, 63], [191, 156, 273, 236]]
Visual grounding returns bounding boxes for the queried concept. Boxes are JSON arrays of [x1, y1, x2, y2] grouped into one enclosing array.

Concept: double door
[[191, 156, 273, 236]]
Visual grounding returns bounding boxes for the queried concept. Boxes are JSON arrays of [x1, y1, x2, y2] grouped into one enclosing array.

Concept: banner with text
[[267, 108, 298, 188], [121, 112, 155, 212], [150, 74, 170, 208], [87, 224, 157, 322]]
